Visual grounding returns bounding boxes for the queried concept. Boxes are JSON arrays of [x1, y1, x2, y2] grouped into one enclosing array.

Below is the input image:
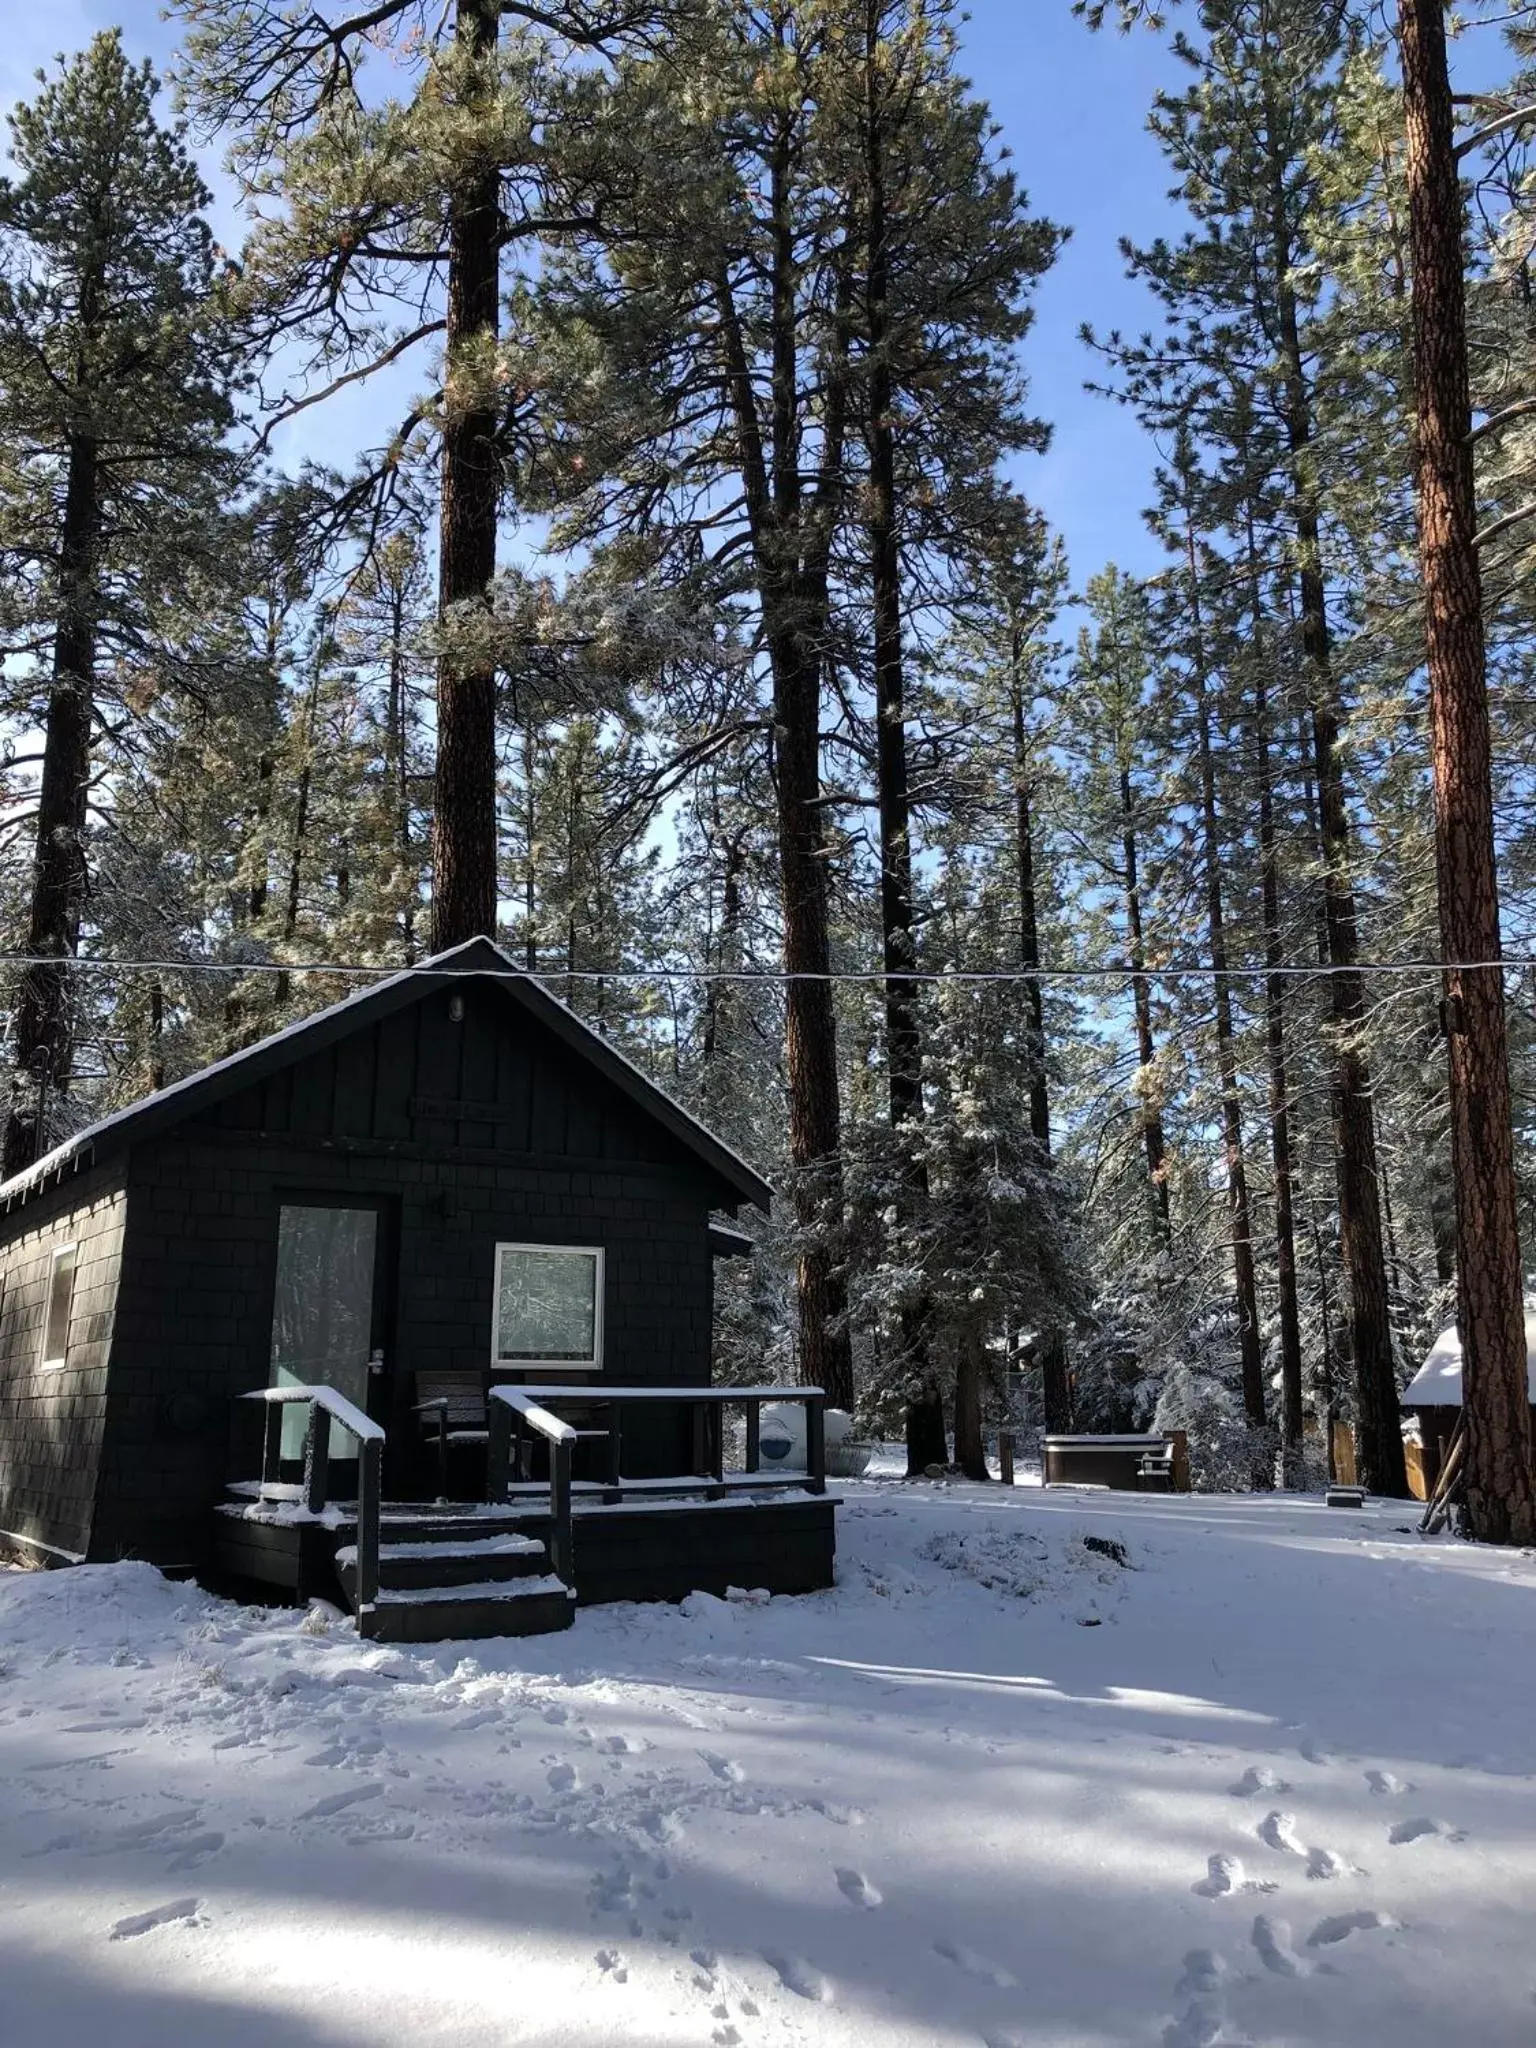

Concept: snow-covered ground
[[1, 1478, 1533, 2048]]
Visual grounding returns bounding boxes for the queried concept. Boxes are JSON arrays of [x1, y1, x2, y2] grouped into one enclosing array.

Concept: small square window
[[40, 1244, 77, 1369], [493, 1244, 603, 1370]]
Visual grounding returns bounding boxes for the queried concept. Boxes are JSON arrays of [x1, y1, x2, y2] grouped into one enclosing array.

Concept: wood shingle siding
[[0, 1162, 125, 1563]]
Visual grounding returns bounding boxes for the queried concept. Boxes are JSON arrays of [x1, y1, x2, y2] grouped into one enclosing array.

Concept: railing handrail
[[493, 1382, 826, 1497], [243, 1383, 385, 1444], [487, 1385, 581, 1443], [504, 1383, 824, 1405], [486, 1386, 577, 1588], [239, 1383, 382, 1612]]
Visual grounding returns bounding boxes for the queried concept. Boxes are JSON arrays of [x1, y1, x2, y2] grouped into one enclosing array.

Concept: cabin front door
[[267, 1199, 392, 1469]]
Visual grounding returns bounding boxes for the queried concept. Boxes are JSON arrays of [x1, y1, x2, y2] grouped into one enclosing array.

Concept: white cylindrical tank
[[759, 1402, 806, 1466], [758, 1404, 853, 1469]]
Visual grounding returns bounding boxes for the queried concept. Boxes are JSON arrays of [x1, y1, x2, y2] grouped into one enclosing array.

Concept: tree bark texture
[[863, 11, 941, 1462], [1011, 657, 1052, 1154], [1400, 0, 1535, 1542], [1011, 634, 1071, 1432], [5, 430, 99, 1180], [1268, 176, 1406, 1496], [431, 0, 502, 951], [1186, 519, 1267, 1445], [953, 1328, 989, 1482], [713, 132, 855, 1412], [1120, 765, 1172, 1246], [1247, 526, 1306, 1483]]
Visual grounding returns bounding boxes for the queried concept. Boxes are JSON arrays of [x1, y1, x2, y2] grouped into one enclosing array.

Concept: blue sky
[[0, 0, 1186, 588]]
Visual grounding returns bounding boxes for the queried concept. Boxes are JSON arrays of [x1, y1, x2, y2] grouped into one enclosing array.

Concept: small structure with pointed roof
[[0, 942, 832, 1634]]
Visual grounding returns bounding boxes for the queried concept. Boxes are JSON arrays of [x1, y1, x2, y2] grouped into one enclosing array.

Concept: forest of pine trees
[[7, 0, 1536, 1516]]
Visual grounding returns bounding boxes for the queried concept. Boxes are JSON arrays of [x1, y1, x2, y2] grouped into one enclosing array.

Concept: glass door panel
[[269, 1203, 379, 1459]]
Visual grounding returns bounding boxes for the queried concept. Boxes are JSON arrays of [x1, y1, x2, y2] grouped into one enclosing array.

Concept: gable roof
[[0, 938, 772, 1215]]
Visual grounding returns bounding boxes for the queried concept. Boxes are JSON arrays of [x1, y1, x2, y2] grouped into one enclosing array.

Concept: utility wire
[[0, 952, 1530, 984]]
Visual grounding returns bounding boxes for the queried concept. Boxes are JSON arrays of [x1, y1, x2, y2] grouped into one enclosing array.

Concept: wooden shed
[[1400, 1312, 1536, 1496], [0, 939, 835, 1638]]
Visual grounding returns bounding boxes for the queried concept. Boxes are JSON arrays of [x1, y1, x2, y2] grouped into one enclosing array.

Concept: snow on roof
[[1401, 1311, 1536, 1406]]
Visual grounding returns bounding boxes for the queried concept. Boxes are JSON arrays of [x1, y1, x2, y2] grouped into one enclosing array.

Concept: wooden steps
[[335, 1520, 575, 1640]]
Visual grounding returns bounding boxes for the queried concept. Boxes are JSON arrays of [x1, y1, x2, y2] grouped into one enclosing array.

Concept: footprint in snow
[[109, 1896, 202, 1941], [1257, 1810, 1306, 1857], [933, 1938, 1016, 1988], [1162, 1948, 1230, 2048], [298, 1782, 383, 1821], [1390, 1817, 1463, 1845], [166, 1831, 225, 1870], [762, 1950, 833, 2002], [700, 1751, 745, 1784], [595, 1946, 629, 1983], [1229, 1765, 1290, 1798], [834, 1866, 882, 1909], [808, 1797, 864, 1826], [1193, 1853, 1274, 1899], [1366, 1768, 1409, 1797], [546, 1761, 579, 1794], [1307, 1910, 1397, 1947], [1251, 1914, 1310, 1978], [1306, 1846, 1350, 1882]]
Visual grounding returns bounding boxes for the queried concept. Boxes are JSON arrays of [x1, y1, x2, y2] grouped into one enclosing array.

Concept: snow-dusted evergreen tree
[[0, 32, 242, 1168]]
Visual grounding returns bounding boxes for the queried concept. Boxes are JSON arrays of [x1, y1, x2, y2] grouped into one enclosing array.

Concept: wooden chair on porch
[[414, 1370, 490, 1501]]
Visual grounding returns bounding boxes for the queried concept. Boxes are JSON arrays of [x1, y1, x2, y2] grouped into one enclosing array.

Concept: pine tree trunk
[[864, 10, 937, 1460], [1120, 765, 1171, 1244], [953, 1327, 989, 1482], [1186, 515, 1266, 1450], [1011, 635, 1071, 1433], [387, 580, 417, 961], [1012, 656, 1052, 1154], [1267, 179, 1406, 1496], [1247, 526, 1306, 1485], [905, 1377, 949, 1472], [711, 125, 855, 1414], [1400, 0, 1535, 1542], [431, 0, 501, 951], [5, 429, 99, 1180]]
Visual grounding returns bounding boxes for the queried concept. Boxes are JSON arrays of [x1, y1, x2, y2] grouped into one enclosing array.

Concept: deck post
[[690, 1400, 709, 1479], [487, 1400, 511, 1503], [355, 1436, 381, 1610], [304, 1403, 332, 1517], [608, 1404, 624, 1492], [745, 1399, 761, 1474], [262, 1397, 281, 1492], [549, 1436, 574, 1585], [805, 1397, 826, 1495]]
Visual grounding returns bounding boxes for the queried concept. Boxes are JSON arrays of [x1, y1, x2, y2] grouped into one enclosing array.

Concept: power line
[[0, 951, 1531, 985]]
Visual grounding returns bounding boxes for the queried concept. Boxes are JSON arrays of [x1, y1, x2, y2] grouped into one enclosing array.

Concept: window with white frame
[[493, 1244, 603, 1369], [40, 1244, 77, 1369]]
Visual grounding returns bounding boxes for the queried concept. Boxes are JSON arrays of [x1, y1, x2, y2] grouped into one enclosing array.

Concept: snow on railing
[[487, 1387, 579, 1588], [240, 1384, 382, 1610]]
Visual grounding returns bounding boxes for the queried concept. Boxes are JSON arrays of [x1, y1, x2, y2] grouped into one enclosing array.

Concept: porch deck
[[213, 1382, 838, 1640]]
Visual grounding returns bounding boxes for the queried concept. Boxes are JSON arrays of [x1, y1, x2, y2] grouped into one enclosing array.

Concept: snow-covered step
[[357, 1575, 575, 1644], [337, 1530, 552, 1595], [371, 1574, 571, 1604], [374, 1534, 546, 1559]]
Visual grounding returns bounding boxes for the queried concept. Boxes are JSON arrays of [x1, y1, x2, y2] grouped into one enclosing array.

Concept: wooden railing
[[241, 1385, 385, 1610], [486, 1387, 578, 1589], [497, 1384, 827, 1499]]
